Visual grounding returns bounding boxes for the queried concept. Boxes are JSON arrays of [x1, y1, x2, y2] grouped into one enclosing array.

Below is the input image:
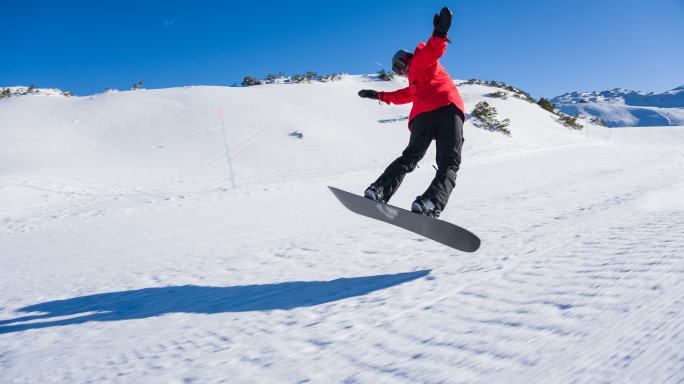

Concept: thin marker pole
[[218, 107, 237, 189]]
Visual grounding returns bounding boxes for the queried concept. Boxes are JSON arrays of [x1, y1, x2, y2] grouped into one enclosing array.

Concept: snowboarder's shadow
[[0, 270, 429, 334]]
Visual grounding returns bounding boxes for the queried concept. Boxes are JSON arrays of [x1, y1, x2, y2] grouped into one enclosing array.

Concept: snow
[[1, 76, 683, 383], [551, 86, 684, 127]]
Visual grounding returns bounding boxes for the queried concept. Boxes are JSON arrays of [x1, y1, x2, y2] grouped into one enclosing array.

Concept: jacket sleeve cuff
[[376, 91, 386, 103], [431, 31, 450, 44]]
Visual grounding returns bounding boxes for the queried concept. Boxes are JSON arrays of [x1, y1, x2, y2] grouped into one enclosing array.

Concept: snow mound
[[0, 75, 591, 192]]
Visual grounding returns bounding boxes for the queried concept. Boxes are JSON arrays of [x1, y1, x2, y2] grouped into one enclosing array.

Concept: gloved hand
[[433, 7, 452, 38], [358, 89, 378, 99]]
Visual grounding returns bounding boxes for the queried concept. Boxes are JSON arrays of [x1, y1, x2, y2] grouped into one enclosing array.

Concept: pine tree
[[590, 117, 607, 127], [471, 101, 511, 135], [487, 91, 508, 99], [130, 80, 145, 90], [241, 76, 261, 87], [377, 69, 395, 81], [559, 114, 582, 130], [537, 98, 556, 113], [289, 74, 305, 83]]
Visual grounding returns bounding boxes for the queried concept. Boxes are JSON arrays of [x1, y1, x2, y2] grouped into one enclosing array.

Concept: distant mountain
[[551, 86, 684, 127]]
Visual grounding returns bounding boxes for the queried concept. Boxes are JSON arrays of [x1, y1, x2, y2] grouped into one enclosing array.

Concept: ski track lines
[[320, 143, 684, 382], [0, 140, 684, 382], [198, 117, 301, 171], [507, 212, 684, 384], [474, 145, 684, 382], [3, 139, 684, 383]]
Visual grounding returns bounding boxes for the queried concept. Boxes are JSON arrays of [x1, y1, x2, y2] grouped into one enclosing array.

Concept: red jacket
[[377, 34, 465, 128]]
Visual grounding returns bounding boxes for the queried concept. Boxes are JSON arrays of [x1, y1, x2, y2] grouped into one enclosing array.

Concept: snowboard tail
[[329, 186, 480, 252]]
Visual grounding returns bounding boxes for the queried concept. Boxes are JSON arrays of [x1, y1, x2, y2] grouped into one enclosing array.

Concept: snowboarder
[[358, 7, 466, 218]]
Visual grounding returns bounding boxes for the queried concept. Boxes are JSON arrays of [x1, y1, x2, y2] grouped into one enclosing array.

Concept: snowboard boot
[[364, 184, 386, 203], [411, 196, 441, 218]]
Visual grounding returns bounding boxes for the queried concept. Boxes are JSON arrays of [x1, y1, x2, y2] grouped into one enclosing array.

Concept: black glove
[[433, 7, 452, 38], [358, 89, 378, 99]]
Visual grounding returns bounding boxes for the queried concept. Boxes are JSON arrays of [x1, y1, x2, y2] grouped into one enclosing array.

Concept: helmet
[[392, 49, 413, 76]]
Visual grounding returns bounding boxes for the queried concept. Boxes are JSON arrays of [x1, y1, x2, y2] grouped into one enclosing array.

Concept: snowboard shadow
[[0, 270, 430, 334]]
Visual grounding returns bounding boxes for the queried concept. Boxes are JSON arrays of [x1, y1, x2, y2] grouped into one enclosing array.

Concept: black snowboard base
[[329, 186, 480, 252]]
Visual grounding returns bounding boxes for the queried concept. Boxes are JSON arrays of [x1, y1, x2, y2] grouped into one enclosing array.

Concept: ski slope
[[1, 76, 683, 383]]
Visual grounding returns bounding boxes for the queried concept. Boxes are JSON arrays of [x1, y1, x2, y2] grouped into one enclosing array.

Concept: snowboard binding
[[364, 185, 386, 203], [411, 196, 441, 218]]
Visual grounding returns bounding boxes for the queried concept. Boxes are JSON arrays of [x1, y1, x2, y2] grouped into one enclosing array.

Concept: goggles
[[392, 54, 410, 75]]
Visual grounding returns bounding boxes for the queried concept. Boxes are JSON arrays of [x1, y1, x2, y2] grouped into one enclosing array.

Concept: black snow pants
[[372, 103, 464, 211]]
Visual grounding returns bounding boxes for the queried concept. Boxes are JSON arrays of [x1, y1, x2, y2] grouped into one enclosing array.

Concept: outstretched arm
[[411, 7, 452, 71], [358, 87, 415, 105], [378, 87, 415, 105], [412, 35, 448, 71]]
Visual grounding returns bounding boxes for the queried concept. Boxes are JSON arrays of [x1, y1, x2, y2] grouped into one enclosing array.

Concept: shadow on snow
[[0, 270, 430, 334]]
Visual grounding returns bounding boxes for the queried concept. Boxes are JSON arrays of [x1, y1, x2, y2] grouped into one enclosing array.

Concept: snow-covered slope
[[1, 76, 588, 190], [551, 86, 684, 127], [1, 76, 683, 383]]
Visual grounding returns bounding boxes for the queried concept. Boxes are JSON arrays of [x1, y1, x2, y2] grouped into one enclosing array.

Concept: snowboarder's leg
[[421, 104, 464, 212], [368, 116, 433, 202]]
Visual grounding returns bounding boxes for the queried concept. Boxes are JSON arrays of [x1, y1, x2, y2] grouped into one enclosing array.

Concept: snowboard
[[329, 186, 480, 252]]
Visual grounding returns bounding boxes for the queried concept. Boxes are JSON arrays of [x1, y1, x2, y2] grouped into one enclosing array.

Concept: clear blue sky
[[2, 0, 683, 97]]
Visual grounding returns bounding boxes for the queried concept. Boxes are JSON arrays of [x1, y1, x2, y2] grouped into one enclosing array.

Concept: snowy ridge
[[0, 86, 73, 98], [551, 85, 684, 127], [1, 75, 684, 383]]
